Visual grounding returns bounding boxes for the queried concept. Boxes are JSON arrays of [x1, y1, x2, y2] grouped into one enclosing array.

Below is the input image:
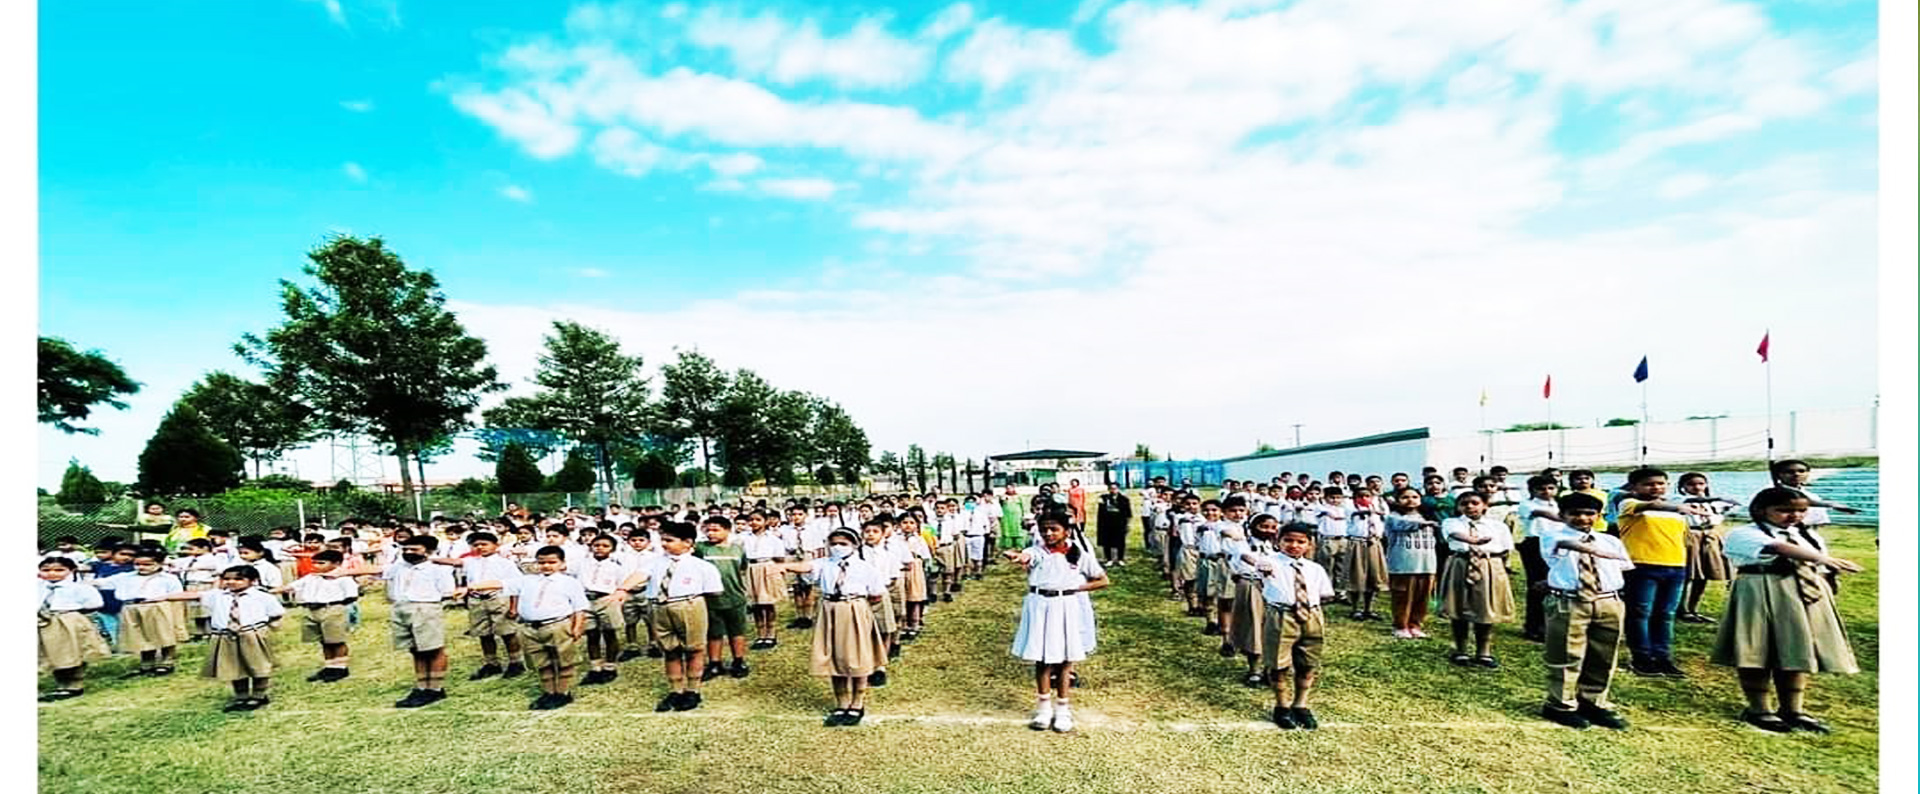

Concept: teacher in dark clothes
[[1096, 482, 1134, 567]]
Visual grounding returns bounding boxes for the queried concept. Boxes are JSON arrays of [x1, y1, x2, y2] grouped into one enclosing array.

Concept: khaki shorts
[[649, 599, 708, 654], [390, 601, 447, 653], [519, 620, 579, 675], [302, 604, 352, 645], [585, 597, 626, 633], [464, 596, 517, 638], [1260, 602, 1326, 673]]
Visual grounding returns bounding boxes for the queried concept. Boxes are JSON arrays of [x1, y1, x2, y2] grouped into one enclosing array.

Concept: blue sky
[[38, 0, 1885, 489]]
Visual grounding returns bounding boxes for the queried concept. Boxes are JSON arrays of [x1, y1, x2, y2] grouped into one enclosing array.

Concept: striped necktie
[[1291, 560, 1309, 609], [229, 591, 245, 629], [1576, 533, 1601, 597], [1464, 520, 1484, 584], [1778, 528, 1825, 605]]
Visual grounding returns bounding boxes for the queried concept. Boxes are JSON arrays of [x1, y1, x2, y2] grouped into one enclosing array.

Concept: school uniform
[[639, 553, 723, 653], [98, 571, 182, 654], [383, 559, 457, 653], [1309, 504, 1352, 593], [265, 542, 300, 598], [511, 572, 590, 678], [1255, 554, 1334, 673], [1228, 538, 1275, 655], [39, 579, 110, 671], [200, 588, 286, 681], [1384, 513, 1438, 629], [1172, 513, 1200, 583], [620, 548, 663, 632], [573, 554, 637, 633], [1196, 521, 1236, 600], [1683, 501, 1733, 583], [862, 544, 902, 635], [805, 555, 888, 677], [899, 533, 933, 604], [248, 559, 284, 590], [1344, 502, 1388, 594], [1539, 525, 1632, 711], [934, 515, 967, 574], [462, 555, 523, 638], [741, 532, 789, 606], [289, 573, 359, 645], [1515, 498, 1561, 638], [1436, 516, 1516, 624], [1711, 524, 1858, 673], [1010, 545, 1105, 664]]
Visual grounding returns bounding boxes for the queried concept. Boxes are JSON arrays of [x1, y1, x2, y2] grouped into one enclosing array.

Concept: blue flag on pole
[[1632, 356, 1649, 383]]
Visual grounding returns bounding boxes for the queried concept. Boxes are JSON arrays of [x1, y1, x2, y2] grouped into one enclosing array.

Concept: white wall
[[1424, 406, 1876, 471], [1223, 437, 1429, 482]]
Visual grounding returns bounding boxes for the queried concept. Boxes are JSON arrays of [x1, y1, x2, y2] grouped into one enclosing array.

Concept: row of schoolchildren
[[1123, 460, 1862, 733], [37, 495, 1036, 726]]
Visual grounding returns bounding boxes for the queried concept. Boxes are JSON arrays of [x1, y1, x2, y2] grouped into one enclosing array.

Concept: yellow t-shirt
[[1616, 498, 1686, 566]]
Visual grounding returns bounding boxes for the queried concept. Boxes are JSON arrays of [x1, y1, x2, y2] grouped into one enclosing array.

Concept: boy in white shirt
[[283, 549, 360, 682], [507, 546, 591, 711], [636, 522, 725, 713], [618, 530, 665, 660], [573, 534, 644, 685], [451, 531, 527, 681], [1536, 492, 1633, 730], [380, 536, 459, 708], [1515, 475, 1564, 643], [1250, 522, 1335, 730]]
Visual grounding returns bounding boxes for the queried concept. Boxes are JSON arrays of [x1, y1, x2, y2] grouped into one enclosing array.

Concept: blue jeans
[[91, 612, 120, 653], [1623, 564, 1686, 661]]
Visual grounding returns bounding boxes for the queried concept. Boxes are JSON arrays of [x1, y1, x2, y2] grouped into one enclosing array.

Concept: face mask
[[828, 545, 854, 560], [401, 553, 427, 565]]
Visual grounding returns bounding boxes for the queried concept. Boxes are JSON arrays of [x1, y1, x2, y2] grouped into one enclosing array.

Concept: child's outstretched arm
[[1078, 574, 1111, 593], [1761, 540, 1864, 572]]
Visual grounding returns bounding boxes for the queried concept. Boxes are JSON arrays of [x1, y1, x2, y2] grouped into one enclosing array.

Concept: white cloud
[[684, 7, 933, 89], [301, 0, 347, 27], [1655, 172, 1716, 200], [757, 177, 838, 199], [704, 152, 764, 177], [450, 88, 582, 159], [339, 99, 375, 112], [500, 184, 533, 202], [1829, 47, 1877, 95], [341, 161, 368, 182]]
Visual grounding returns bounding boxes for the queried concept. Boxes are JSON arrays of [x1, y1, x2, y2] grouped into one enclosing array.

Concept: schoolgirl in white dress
[[1005, 511, 1110, 733]]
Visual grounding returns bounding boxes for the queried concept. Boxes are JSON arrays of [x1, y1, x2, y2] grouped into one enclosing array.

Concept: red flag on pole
[[1543, 375, 1552, 399], [1757, 331, 1770, 362]]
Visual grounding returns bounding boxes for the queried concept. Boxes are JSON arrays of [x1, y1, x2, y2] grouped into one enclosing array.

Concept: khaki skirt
[[120, 602, 179, 654], [1711, 572, 1858, 673], [1436, 553, 1515, 624], [1685, 531, 1731, 582], [1229, 577, 1265, 654], [902, 558, 930, 603], [889, 578, 907, 621], [39, 611, 109, 671], [871, 585, 897, 635], [202, 627, 276, 681], [747, 562, 787, 606], [810, 598, 886, 678], [1346, 537, 1389, 593], [1199, 557, 1233, 601]]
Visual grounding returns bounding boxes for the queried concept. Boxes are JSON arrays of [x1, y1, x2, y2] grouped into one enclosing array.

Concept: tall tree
[[547, 446, 598, 493], [237, 236, 502, 497], [906, 445, 928, 493], [38, 336, 140, 435], [482, 321, 652, 502], [712, 368, 777, 483], [875, 451, 902, 487], [1132, 443, 1154, 460], [56, 460, 110, 507], [809, 401, 870, 485], [932, 452, 956, 492], [494, 441, 545, 494], [136, 403, 244, 496], [180, 371, 316, 478], [657, 349, 730, 477]]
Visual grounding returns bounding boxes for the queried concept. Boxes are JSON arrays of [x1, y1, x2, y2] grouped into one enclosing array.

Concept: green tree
[[814, 465, 838, 487], [711, 369, 776, 483], [1252, 441, 1278, 454], [875, 451, 902, 485], [494, 441, 545, 494], [810, 401, 871, 485], [1603, 418, 1641, 427], [1132, 443, 1154, 460], [628, 453, 678, 489], [136, 403, 244, 496], [658, 348, 731, 477], [38, 336, 141, 435], [237, 236, 502, 497], [906, 445, 928, 492], [483, 321, 652, 503], [1503, 422, 1574, 432], [181, 371, 316, 478], [547, 447, 598, 493], [56, 460, 110, 507], [932, 452, 955, 492]]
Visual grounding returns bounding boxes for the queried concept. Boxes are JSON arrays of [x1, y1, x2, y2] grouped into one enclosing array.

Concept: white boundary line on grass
[[37, 704, 1713, 733]]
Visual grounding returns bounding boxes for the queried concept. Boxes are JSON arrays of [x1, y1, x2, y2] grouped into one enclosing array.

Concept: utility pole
[[1291, 424, 1303, 447]]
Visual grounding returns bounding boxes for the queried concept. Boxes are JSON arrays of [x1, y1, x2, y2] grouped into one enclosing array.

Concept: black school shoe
[[701, 662, 723, 682], [843, 708, 865, 726], [1653, 659, 1688, 679], [1742, 710, 1792, 733], [503, 662, 527, 678], [222, 698, 253, 713], [1541, 705, 1590, 729], [307, 668, 334, 682], [655, 693, 680, 712], [1202, 623, 1222, 636], [867, 669, 888, 688], [1626, 657, 1662, 677], [469, 664, 504, 681], [673, 692, 703, 711], [646, 647, 665, 659], [950, 582, 964, 593], [394, 689, 429, 708], [1271, 706, 1297, 730], [617, 648, 644, 662], [1289, 708, 1319, 730], [1779, 712, 1832, 734], [1217, 641, 1236, 657], [1472, 656, 1500, 670], [730, 659, 750, 678], [825, 709, 851, 727], [38, 688, 84, 702], [1576, 701, 1629, 731]]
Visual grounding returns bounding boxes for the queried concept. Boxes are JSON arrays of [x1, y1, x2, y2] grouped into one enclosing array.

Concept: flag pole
[[1763, 330, 1775, 464], [1639, 381, 1649, 465], [1546, 389, 1554, 467], [1478, 389, 1488, 474]]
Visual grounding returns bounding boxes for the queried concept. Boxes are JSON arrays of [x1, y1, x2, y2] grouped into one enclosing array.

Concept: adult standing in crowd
[[1095, 482, 1134, 567]]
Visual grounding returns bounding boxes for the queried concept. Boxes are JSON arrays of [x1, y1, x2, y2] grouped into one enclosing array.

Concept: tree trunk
[[394, 441, 415, 498], [415, 451, 428, 494], [598, 440, 614, 508], [700, 437, 713, 477]]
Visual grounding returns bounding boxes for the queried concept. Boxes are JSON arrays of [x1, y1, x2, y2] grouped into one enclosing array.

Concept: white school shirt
[[1345, 501, 1384, 539], [383, 559, 457, 603], [863, 544, 903, 581], [936, 515, 965, 545], [741, 532, 787, 561], [443, 538, 472, 559], [901, 534, 933, 561], [98, 571, 183, 602], [39, 578, 105, 612], [200, 588, 286, 631], [1173, 513, 1199, 546], [1228, 537, 1274, 578], [806, 555, 886, 598], [638, 553, 724, 601], [1539, 526, 1632, 593], [573, 555, 637, 595], [1723, 523, 1829, 568], [1313, 503, 1349, 538], [798, 523, 830, 556], [1254, 554, 1335, 607], [462, 555, 523, 591], [1682, 498, 1733, 530], [289, 573, 360, 604], [181, 554, 225, 585], [1516, 498, 1566, 542], [248, 559, 283, 589], [776, 524, 800, 554], [1024, 547, 1105, 591], [509, 573, 591, 622], [1440, 516, 1515, 554]]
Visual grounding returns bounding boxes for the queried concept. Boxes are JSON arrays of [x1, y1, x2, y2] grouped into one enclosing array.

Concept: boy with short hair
[[1515, 474, 1563, 642], [381, 535, 458, 707], [694, 516, 752, 681], [574, 534, 644, 684], [1613, 468, 1708, 678], [285, 549, 359, 681], [639, 522, 724, 712], [1252, 522, 1333, 730], [452, 531, 527, 680], [507, 546, 590, 710], [1536, 492, 1633, 730], [618, 531, 665, 660], [98, 548, 183, 675]]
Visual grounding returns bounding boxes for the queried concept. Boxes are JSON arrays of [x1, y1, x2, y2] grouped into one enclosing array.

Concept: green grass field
[[39, 524, 1880, 794]]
